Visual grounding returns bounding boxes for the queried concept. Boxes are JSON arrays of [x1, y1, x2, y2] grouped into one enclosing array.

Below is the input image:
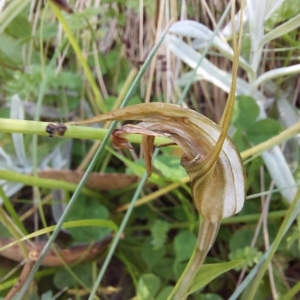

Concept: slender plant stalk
[[0, 170, 101, 199], [4, 251, 38, 300], [0, 219, 117, 253], [280, 280, 300, 300], [168, 220, 220, 300], [87, 171, 149, 300], [0, 118, 170, 145], [240, 120, 300, 159], [0, 207, 28, 259], [115, 176, 191, 212], [126, 210, 288, 231], [168, 1, 245, 298], [0, 187, 27, 235]]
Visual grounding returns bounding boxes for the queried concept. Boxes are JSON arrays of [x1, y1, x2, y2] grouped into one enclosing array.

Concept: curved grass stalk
[[0, 187, 27, 235], [0, 170, 102, 199], [0, 219, 117, 253]]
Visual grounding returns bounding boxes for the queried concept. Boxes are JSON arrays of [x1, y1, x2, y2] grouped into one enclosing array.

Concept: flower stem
[[167, 219, 220, 300], [0, 118, 170, 145]]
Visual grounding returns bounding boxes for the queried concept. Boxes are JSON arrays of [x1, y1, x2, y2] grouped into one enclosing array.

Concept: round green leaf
[[174, 230, 197, 262], [136, 273, 161, 300], [229, 228, 254, 252], [53, 263, 93, 289], [247, 118, 283, 144], [232, 96, 260, 129]]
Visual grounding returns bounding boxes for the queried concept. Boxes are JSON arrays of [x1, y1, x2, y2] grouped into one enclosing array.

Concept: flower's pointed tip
[[112, 129, 132, 149], [51, 0, 74, 13], [142, 135, 155, 179]]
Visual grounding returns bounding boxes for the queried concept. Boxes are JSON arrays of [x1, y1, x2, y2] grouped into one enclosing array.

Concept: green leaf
[[53, 263, 93, 289], [173, 260, 188, 278], [66, 197, 110, 243], [152, 257, 174, 280], [0, 34, 22, 64], [187, 260, 244, 296], [153, 155, 186, 181], [232, 129, 250, 152], [232, 96, 260, 129], [247, 118, 283, 144], [229, 247, 263, 270], [5, 13, 31, 38], [136, 273, 161, 300], [0, 0, 31, 33], [0, 108, 10, 118], [41, 291, 53, 300], [142, 239, 166, 267], [156, 286, 174, 300], [229, 228, 254, 251], [203, 294, 224, 300], [150, 219, 170, 249], [36, 23, 58, 40], [174, 230, 197, 262], [266, 0, 300, 30]]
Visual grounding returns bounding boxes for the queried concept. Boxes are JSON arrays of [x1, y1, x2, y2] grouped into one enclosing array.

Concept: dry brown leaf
[[37, 170, 139, 191], [0, 235, 112, 267]]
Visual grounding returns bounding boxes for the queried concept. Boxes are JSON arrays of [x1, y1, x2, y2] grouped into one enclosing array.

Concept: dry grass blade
[[4, 250, 38, 300]]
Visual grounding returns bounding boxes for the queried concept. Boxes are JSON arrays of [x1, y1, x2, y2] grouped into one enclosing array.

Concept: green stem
[[280, 279, 300, 300], [0, 118, 170, 145], [167, 219, 220, 300], [0, 207, 27, 258], [0, 186, 27, 235], [126, 210, 288, 231], [0, 170, 101, 199]]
